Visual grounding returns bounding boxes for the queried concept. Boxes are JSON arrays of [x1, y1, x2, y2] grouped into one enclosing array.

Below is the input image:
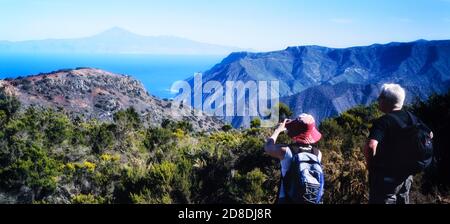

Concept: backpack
[[387, 111, 433, 175], [282, 146, 325, 204]]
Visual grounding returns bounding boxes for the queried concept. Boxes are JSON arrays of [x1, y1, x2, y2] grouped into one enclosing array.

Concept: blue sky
[[0, 0, 449, 51]]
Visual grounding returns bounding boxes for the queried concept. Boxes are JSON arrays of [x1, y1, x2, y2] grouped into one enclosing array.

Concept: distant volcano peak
[[94, 27, 140, 38]]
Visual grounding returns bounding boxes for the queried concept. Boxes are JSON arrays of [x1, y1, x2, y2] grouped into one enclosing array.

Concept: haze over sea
[[0, 53, 223, 99]]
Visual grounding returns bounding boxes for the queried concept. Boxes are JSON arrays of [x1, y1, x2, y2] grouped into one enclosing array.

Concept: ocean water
[[0, 53, 224, 99]]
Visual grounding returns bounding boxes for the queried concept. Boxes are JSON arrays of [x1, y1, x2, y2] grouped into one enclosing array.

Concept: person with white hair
[[365, 83, 433, 204]]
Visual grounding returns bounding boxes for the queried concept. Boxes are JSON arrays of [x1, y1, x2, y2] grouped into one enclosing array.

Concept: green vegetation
[[410, 92, 450, 202], [0, 88, 448, 204], [275, 102, 293, 122], [250, 118, 261, 129], [318, 104, 382, 203], [221, 124, 233, 132]]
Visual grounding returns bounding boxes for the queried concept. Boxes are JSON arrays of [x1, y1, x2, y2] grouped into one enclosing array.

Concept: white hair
[[379, 83, 406, 110]]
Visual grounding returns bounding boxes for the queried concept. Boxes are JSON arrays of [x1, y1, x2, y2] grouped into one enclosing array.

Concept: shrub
[[44, 111, 72, 146], [144, 127, 174, 151], [161, 119, 193, 133], [231, 168, 268, 203], [221, 124, 233, 132], [0, 88, 21, 120], [276, 102, 293, 122], [71, 194, 105, 204], [88, 123, 115, 154], [250, 118, 261, 128], [0, 142, 60, 201], [113, 107, 141, 131]]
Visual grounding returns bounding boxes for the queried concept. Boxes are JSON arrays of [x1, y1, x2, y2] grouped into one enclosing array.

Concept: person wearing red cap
[[264, 113, 323, 204]]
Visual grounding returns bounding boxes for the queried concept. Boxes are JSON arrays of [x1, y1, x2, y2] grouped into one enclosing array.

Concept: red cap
[[285, 113, 322, 144]]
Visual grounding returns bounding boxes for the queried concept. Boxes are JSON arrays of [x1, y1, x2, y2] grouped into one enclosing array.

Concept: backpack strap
[[406, 111, 419, 126], [311, 147, 320, 158], [288, 143, 319, 157]]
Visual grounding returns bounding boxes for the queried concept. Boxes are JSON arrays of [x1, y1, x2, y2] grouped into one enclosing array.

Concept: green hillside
[[0, 88, 448, 204]]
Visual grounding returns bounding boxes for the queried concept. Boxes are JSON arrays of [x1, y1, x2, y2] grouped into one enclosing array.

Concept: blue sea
[[0, 53, 224, 99]]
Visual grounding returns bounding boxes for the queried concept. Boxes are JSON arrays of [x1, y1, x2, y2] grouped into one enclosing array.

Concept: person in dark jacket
[[365, 83, 433, 204]]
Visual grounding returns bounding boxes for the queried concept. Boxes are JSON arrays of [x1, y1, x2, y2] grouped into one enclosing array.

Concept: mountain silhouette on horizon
[[0, 27, 247, 55]]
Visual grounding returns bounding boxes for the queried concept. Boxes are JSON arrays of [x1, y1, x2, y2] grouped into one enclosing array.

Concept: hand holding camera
[[275, 119, 289, 133]]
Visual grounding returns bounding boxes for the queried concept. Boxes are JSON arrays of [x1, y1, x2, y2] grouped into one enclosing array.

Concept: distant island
[[0, 27, 249, 55]]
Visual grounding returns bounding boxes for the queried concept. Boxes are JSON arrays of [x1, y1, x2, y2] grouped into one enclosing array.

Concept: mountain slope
[[0, 68, 223, 131], [192, 40, 450, 127], [0, 27, 246, 55]]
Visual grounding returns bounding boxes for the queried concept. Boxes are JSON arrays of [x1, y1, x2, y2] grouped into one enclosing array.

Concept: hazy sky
[[1, 0, 449, 51]]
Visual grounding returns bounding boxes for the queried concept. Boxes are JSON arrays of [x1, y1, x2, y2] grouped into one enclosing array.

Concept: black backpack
[[388, 111, 433, 175]]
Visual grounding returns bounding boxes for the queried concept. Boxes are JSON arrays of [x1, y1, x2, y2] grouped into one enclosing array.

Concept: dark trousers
[[369, 171, 413, 204]]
